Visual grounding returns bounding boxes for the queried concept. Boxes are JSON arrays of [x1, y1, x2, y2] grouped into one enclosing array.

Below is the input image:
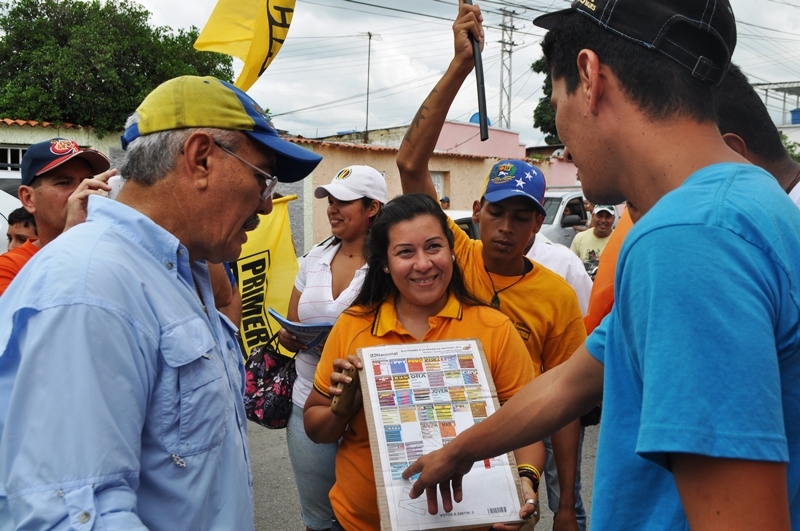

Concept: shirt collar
[[318, 241, 341, 266], [372, 292, 463, 337], [87, 195, 190, 282]]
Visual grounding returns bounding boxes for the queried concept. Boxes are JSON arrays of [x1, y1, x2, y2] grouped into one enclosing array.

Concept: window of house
[[0, 145, 26, 173], [430, 171, 448, 200]]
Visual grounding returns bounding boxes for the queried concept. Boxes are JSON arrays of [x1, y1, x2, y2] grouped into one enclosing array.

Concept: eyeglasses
[[215, 141, 278, 201]]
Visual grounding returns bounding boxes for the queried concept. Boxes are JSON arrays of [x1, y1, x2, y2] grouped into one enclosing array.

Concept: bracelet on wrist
[[518, 469, 540, 494]]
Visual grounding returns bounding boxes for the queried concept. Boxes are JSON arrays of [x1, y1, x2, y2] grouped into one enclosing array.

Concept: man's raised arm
[[397, 0, 484, 198]]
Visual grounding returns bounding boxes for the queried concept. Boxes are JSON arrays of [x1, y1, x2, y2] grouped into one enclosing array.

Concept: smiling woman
[[276, 165, 387, 531], [303, 194, 541, 531]]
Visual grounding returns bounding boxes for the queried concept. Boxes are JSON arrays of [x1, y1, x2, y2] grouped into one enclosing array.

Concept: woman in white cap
[[278, 165, 387, 531]]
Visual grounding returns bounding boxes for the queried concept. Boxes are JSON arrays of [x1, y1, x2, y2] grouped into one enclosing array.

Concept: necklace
[[785, 167, 800, 195], [485, 261, 531, 310]]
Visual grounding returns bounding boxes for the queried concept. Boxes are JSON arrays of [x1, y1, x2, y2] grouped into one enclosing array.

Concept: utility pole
[[359, 32, 381, 143], [498, 9, 517, 130]]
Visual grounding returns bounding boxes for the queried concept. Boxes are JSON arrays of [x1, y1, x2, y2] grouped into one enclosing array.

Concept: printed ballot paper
[[358, 339, 524, 531]]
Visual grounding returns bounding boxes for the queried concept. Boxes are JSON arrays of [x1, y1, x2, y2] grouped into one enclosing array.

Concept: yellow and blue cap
[[482, 160, 547, 216], [120, 76, 322, 183]]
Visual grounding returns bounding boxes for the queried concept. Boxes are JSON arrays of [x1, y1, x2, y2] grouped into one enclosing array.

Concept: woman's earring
[[383, 266, 389, 273], [452, 255, 456, 262]]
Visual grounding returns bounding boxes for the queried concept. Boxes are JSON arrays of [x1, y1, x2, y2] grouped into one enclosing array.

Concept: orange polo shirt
[[584, 211, 633, 334], [314, 294, 534, 531], [0, 239, 40, 296]]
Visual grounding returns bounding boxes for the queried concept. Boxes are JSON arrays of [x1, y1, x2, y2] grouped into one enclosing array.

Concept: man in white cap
[[569, 205, 615, 262]]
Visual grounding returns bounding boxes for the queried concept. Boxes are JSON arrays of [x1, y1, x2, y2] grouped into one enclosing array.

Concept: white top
[[526, 234, 593, 315], [293, 240, 368, 406], [790, 183, 800, 209]]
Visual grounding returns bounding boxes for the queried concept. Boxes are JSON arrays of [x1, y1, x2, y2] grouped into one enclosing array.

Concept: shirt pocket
[[159, 316, 230, 456]]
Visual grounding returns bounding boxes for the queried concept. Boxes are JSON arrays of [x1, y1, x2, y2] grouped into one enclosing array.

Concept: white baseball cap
[[594, 205, 617, 216], [314, 165, 388, 204]]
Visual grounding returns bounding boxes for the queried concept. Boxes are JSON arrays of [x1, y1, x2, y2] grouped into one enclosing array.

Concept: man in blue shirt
[[402, 1, 800, 530], [0, 76, 322, 530]]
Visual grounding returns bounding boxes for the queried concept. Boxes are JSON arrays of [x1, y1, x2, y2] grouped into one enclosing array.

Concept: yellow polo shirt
[[449, 217, 586, 375], [313, 294, 534, 531]]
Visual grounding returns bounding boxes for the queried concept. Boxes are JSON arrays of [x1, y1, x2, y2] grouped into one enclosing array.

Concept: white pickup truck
[[538, 187, 588, 248], [446, 188, 589, 248]]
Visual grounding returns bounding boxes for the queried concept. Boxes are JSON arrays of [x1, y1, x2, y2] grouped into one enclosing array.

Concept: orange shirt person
[[0, 138, 113, 296], [305, 194, 542, 531]]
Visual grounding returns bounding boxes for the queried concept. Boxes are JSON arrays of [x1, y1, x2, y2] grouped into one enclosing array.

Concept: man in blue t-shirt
[[402, 1, 800, 530]]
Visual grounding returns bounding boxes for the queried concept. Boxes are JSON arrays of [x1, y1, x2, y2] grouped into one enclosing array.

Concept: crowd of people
[[0, 0, 798, 530]]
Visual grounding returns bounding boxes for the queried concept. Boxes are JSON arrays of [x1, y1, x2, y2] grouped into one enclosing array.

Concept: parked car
[[444, 209, 480, 239], [446, 189, 588, 249], [539, 188, 587, 248]]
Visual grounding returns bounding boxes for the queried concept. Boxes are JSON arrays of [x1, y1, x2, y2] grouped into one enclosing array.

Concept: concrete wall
[[319, 121, 526, 160], [546, 158, 580, 187], [0, 122, 121, 181], [318, 127, 407, 147], [435, 122, 525, 159], [284, 139, 496, 255], [0, 123, 119, 154]]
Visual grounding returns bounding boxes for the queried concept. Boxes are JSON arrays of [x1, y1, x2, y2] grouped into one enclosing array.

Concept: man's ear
[[721, 133, 749, 159], [181, 132, 216, 192], [17, 186, 36, 214], [471, 199, 482, 223], [532, 212, 545, 234], [577, 49, 605, 116]]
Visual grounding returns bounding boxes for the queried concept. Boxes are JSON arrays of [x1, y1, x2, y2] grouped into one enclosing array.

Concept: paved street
[[249, 421, 599, 530]]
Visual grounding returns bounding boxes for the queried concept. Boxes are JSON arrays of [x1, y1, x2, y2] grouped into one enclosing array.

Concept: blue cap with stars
[[481, 159, 547, 216]]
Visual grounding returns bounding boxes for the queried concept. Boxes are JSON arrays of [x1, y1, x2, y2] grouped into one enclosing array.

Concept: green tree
[[531, 57, 560, 145], [781, 132, 800, 163], [0, 0, 233, 136]]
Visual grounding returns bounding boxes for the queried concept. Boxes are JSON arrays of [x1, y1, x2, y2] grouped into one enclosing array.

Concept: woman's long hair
[[349, 193, 485, 315]]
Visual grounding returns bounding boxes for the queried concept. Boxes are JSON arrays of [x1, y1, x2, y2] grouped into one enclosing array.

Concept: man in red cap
[[0, 138, 113, 295]]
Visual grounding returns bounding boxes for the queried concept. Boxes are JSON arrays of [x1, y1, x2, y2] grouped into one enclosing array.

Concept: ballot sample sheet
[[358, 339, 522, 531]]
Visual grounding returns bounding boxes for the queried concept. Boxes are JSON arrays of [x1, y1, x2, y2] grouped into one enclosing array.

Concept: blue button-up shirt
[[0, 196, 254, 530]]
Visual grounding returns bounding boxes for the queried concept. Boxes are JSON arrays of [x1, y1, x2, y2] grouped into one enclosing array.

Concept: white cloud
[[133, 0, 800, 146]]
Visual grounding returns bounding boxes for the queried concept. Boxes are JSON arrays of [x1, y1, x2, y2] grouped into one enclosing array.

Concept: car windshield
[[543, 196, 562, 225]]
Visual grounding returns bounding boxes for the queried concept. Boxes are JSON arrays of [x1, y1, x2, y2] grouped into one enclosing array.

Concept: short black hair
[[7, 207, 36, 230], [349, 194, 485, 315], [713, 64, 786, 163], [542, 13, 715, 122]]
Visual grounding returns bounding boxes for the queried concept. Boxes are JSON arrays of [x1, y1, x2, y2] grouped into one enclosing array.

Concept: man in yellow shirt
[[569, 206, 615, 262], [396, 7, 587, 529]]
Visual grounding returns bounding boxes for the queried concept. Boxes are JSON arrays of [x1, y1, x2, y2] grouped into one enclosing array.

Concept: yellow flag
[[194, 0, 296, 91], [234, 195, 298, 357]]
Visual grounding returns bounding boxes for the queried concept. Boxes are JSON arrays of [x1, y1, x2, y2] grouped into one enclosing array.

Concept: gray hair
[[116, 112, 243, 185]]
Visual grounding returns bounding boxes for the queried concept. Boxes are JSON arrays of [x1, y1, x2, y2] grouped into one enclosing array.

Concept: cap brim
[[314, 182, 363, 201], [246, 131, 322, 183], [36, 150, 111, 178], [533, 7, 573, 30], [483, 189, 546, 216]]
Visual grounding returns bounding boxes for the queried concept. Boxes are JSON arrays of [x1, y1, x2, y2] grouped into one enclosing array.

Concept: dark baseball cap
[[533, 0, 736, 85], [21, 138, 111, 186]]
